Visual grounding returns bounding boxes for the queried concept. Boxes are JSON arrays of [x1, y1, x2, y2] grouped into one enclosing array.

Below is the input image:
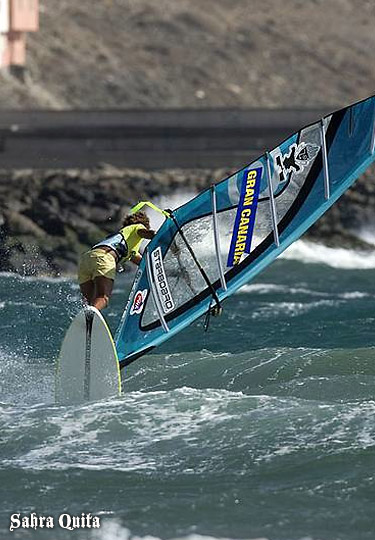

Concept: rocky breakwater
[[0, 164, 374, 277], [0, 166, 225, 276]]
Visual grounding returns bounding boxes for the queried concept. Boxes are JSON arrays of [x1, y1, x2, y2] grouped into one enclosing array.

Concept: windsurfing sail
[[115, 94, 375, 368]]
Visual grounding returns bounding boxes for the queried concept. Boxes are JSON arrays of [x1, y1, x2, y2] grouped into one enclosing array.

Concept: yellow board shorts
[[78, 249, 117, 284]]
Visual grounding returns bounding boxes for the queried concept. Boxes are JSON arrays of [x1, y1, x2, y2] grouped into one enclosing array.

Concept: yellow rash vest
[[92, 224, 146, 262]]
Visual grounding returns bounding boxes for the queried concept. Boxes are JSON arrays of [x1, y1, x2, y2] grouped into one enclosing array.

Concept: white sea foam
[[237, 283, 330, 297], [3, 300, 55, 309], [251, 299, 341, 319], [237, 283, 288, 295], [91, 521, 320, 540], [4, 388, 252, 472], [281, 240, 375, 269], [0, 271, 70, 282], [146, 191, 197, 231], [339, 291, 369, 299], [356, 227, 375, 247], [91, 521, 269, 540], [237, 283, 371, 300]]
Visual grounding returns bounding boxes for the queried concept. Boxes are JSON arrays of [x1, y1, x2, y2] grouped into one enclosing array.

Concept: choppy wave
[[356, 227, 375, 247], [92, 521, 326, 540], [238, 283, 371, 300], [237, 283, 329, 296], [0, 271, 71, 283], [2, 346, 375, 473], [281, 240, 375, 268], [3, 383, 375, 475], [92, 522, 270, 540], [250, 299, 343, 318], [1, 264, 375, 540]]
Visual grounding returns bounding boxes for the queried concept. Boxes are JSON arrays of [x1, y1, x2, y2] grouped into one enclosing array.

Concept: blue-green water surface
[[1, 243, 375, 540]]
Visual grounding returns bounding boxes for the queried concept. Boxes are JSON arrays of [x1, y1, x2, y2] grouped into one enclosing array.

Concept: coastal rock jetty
[[0, 165, 374, 276]]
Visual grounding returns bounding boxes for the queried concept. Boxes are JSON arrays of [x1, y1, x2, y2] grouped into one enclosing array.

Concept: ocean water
[[1, 240, 375, 540]]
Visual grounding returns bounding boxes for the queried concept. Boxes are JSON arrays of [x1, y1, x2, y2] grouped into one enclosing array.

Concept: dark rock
[[65, 218, 104, 246], [4, 211, 46, 238]]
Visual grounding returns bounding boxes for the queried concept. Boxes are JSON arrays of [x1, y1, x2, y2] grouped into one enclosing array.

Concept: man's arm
[[130, 229, 156, 265], [138, 229, 156, 240]]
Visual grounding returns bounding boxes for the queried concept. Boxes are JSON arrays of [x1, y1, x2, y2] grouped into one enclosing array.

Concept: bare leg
[[91, 276, 114, 311], [80, 280, 95, 305]]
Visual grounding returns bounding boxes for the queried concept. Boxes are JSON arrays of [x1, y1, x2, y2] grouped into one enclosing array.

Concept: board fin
[[84, 307, 95, 400]]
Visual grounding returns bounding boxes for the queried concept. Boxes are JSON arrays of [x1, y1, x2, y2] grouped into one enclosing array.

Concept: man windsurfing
[[78, 211, 155, 311]]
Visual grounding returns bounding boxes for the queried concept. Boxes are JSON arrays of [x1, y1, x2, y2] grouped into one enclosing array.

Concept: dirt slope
[[0, 0, 374, 109]]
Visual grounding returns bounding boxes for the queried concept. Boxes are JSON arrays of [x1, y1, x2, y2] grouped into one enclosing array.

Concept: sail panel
[[116, 95, 375, 367]]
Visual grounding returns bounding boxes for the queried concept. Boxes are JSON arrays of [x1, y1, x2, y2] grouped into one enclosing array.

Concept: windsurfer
[[78, 211, 155, 311]]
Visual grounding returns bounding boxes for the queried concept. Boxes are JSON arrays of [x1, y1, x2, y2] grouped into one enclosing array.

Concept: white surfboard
[[56, 307, 121, 404]]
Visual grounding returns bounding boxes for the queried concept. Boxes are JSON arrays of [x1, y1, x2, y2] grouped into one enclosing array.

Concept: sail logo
[[275, 142, 320, 183], [151, 246, 175, 314], [130, 289, 148, 315], [227, 167, 262, 267]]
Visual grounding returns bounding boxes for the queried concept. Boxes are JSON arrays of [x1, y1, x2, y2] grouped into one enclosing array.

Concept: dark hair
[[122, 211, 150, 229]]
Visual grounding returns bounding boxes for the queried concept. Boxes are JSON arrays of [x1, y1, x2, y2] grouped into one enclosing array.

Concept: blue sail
[[115, 95, 375, 368]]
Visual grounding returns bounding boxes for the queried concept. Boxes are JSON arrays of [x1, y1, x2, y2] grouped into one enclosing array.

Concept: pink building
[[0, 0, 39, 69]]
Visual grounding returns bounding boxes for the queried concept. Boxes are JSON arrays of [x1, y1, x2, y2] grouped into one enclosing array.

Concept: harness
[[92, 224, 145, 262]]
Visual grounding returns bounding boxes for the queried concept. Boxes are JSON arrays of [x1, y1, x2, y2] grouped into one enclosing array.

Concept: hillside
[[0, 0, 374, 109]]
